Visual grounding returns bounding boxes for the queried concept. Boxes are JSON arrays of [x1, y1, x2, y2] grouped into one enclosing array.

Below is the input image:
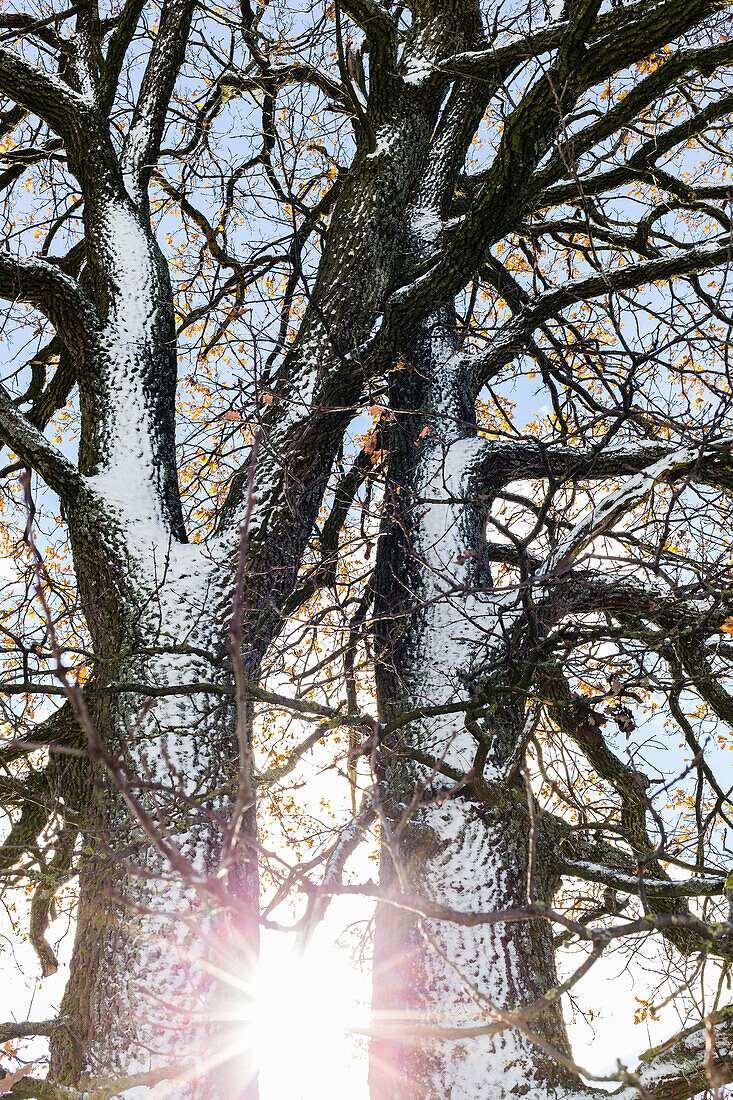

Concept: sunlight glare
[[249, 935, 368, 1100]]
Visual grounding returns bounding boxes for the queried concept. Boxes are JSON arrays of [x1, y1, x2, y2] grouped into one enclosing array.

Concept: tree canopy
[[1, 0, 733, 1097]]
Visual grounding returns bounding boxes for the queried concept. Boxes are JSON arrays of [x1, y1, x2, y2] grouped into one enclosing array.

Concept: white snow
[[402, 59, 435, 86], [543, 446, 699, 575], [410, 206, 443, 247], [366, 125, 399, 159]]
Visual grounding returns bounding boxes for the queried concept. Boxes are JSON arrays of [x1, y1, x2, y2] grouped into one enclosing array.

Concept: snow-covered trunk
[[49, 79, 453, 1092], [49, 551, 257, 1097], [370, 802, 572, 1100], [46, 191, 257, 1098], [370, 304, 572, 1099]]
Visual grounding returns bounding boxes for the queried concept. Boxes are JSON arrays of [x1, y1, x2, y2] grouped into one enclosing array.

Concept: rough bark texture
[[370, 297, 573, 1097], [370, 800, 573, 1099], [3, 0, 733, 1097], [40, 182, 259, 1091]]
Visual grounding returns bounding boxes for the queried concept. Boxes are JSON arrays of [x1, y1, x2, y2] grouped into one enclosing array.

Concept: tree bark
[[31, 172, 260, 1094], [370, 801, 572, 1100], [370, 299, 573, 1098], [47, 478, 262, 1095]]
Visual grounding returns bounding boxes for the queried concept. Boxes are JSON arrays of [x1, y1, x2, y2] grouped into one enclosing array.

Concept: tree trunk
[[370, 800, 571, 1100], [38, 177, 259, 1096], [44, 74, 446, 1089], [370, 303, 573, 1098], [47, 534, 257, 1097]]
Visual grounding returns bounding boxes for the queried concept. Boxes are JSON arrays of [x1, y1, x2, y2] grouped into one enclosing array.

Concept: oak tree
[[2, 0, 733, 1097]]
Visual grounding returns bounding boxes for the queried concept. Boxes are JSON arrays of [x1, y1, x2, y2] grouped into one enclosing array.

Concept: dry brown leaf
[[456, 548, 478, 566], [0, 1061, 37, 1095]]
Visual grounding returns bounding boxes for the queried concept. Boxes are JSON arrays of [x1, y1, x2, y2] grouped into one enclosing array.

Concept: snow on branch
[[556, 856, 728, 900], [0, 44, 89, 137], [624, 1005, 733, 1100], [121, 0, 196, 200], [0, 252, 101, 358], [0, 384, 84, 501], [543, 446, 700, 574]]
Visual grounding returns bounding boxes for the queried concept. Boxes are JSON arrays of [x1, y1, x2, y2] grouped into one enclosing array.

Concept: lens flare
[[248, 935, 367, 1100]]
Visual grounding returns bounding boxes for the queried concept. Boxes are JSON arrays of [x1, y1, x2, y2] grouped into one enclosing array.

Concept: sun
[[248, 931, 369, 1100]]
